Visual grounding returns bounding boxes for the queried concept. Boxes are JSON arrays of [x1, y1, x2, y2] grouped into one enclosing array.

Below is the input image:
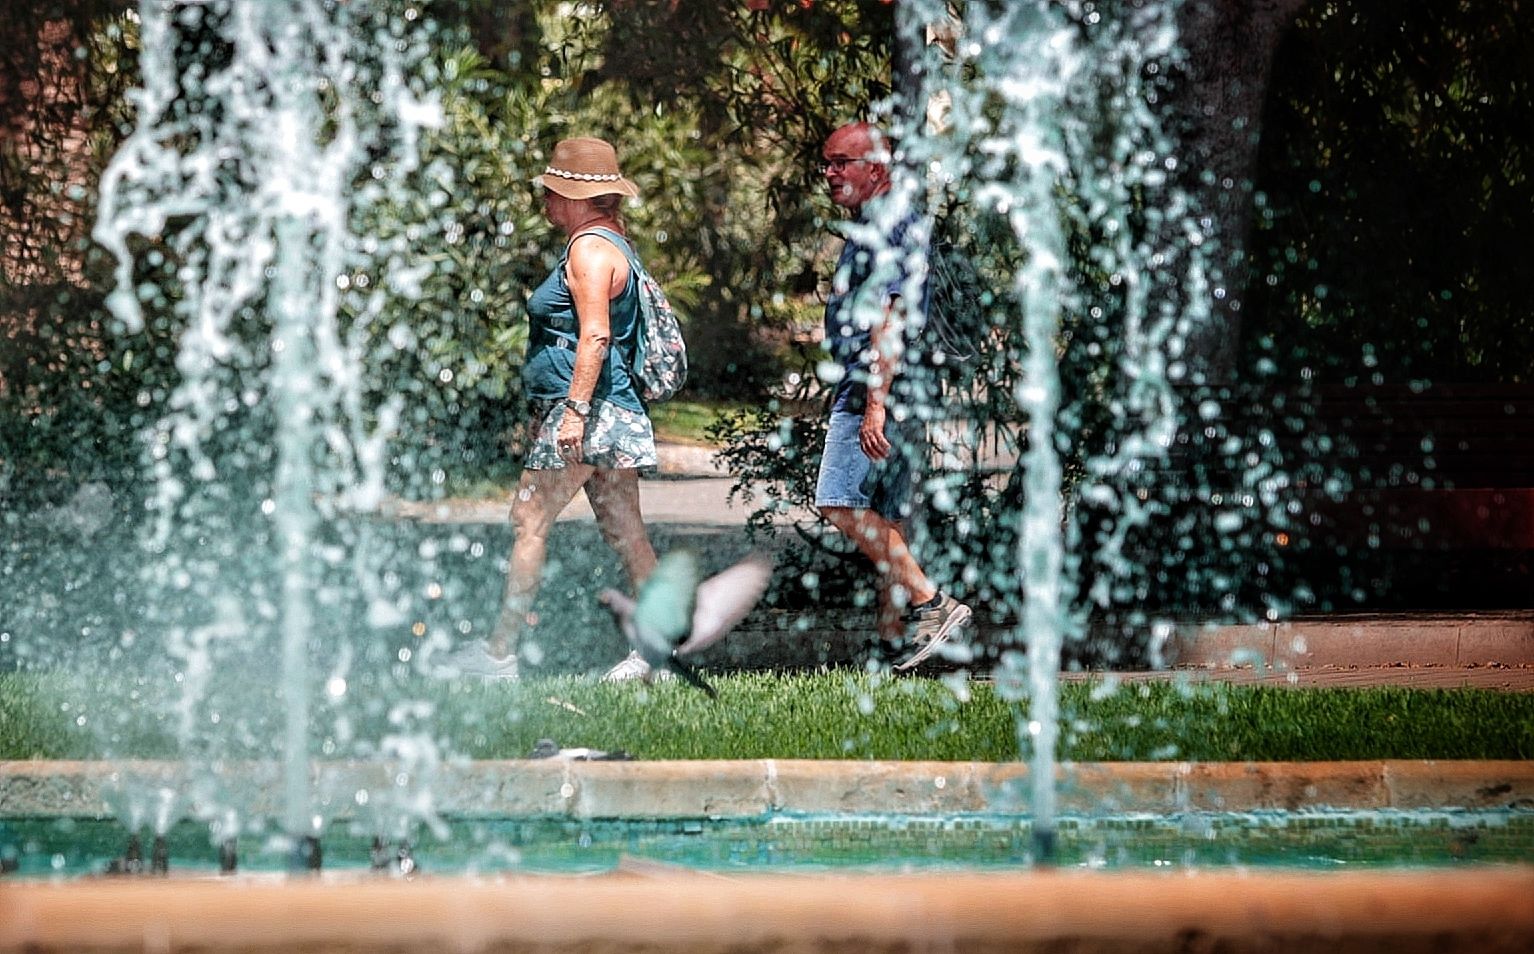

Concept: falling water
[[80, 0, 1205, 873], [93, 0, 440, 860], [885, 0, 1201, 859]]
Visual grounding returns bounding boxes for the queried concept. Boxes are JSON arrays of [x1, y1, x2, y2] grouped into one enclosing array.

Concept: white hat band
[[544, 166, 622, 182]]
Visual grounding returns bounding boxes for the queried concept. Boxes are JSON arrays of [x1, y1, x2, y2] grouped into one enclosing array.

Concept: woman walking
[[440, 137, 660, 680]]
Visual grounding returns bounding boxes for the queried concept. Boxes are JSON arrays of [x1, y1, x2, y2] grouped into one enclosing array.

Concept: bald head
[[825, 122, 888, 158], [823, 122, 892, 210]]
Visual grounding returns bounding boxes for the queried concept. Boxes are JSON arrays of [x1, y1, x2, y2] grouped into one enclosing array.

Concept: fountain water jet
[[91, 0, 441, 864], [884, 0, 1200, 859], [77, 0, 1207, 872]]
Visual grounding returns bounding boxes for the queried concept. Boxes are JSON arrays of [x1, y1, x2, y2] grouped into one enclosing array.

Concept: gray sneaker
[[893, 594, 972, 673], [432, 641, 519, 680]]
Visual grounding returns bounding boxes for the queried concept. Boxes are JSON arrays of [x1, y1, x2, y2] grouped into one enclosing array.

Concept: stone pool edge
[[3, 759, 1531, 819], [4, 868, 1534, 954]]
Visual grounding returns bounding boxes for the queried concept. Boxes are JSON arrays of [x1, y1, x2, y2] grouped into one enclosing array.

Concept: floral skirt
[[522, 398, 659, 471]]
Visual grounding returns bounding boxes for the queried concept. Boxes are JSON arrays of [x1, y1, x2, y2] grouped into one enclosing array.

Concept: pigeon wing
[[675, 551, 774, 656], [598, 588, 639, 622], [598, 587, 654, 659]]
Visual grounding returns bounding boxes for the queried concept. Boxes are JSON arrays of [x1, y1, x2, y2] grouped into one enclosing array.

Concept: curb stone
[[4, 759, 1533, 820]]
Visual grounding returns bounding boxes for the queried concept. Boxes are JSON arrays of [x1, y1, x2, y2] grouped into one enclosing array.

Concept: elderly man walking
[[814, 121, 971, 672]]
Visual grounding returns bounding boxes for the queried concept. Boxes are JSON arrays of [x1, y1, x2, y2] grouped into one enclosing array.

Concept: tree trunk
[[1170, 0, 1309, 384]]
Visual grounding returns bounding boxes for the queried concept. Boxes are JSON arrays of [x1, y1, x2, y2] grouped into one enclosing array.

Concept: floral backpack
[[581, 228, 688, 403]]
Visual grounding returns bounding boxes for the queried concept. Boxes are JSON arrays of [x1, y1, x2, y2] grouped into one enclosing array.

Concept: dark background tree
[[1166, 0, 1310, 384], [586, 0, 897, 394], [1246, 0, 1533, 385]]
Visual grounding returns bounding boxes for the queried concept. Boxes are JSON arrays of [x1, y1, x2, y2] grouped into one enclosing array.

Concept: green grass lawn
[[3, 671, 1530, 763], [648, 399, 742, 445]]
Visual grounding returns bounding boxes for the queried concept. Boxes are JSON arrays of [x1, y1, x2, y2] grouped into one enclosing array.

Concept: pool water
[[4, 810, 1531, 878]]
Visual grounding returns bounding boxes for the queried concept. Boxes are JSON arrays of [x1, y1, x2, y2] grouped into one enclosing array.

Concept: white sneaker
[[433, 641, 519, 680], [601, 651, 675, 683], [602, 651, 650, 682]]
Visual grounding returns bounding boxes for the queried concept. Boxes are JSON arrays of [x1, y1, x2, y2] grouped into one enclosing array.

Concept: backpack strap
[[568, 226, 641, 271], [562, 227, 645, 359], [565, 227, 642, 308]]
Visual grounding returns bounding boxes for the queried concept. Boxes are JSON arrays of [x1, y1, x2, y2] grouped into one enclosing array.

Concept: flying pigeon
[[598, 549, 774, 697]]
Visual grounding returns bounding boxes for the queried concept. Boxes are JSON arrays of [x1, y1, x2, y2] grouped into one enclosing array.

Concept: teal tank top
[[523, 228, 644, 411]]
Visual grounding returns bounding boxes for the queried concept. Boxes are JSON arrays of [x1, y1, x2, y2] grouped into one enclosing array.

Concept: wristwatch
[[562, 397, 591, 417]]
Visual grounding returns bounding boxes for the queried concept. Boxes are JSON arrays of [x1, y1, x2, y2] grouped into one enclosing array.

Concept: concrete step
[[694, 610, 1534, 689], [1062, 666, 1534, 691], [1163, 612, 1534, 669]]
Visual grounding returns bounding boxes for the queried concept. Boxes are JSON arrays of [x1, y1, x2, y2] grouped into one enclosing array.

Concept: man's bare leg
[[821, 505, 936, 642]]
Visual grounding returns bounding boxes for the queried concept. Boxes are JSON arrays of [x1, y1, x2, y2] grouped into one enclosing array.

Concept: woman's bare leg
[[584, 468, 657, 590], [491, 463, 594, 658]]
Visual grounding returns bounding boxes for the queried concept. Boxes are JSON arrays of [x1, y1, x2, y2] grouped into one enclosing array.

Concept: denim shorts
[[814, 410, 919, 522]]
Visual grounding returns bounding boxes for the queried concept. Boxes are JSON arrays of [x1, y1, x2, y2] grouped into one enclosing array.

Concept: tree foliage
[[1246, 0, 1533, 383], [2, 0, 1528, 525], [1, 0, 891, 505]]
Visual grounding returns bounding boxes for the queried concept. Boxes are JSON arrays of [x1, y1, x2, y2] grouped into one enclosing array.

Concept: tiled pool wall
[[6, 808, 1534, 878], [4, 757, 1534, 954]]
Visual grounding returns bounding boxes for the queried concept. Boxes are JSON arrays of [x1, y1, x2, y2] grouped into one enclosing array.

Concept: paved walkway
[[387, 443, 806, 528], [386, 477, 750, 526], [384, 444, 1534, 689]]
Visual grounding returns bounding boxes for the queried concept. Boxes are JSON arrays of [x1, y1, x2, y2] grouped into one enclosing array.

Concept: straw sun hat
[[533, 137, 640, 200]]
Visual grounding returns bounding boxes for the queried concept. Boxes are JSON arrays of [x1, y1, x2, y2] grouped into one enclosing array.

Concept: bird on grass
[[598, 549, 774, 697]]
